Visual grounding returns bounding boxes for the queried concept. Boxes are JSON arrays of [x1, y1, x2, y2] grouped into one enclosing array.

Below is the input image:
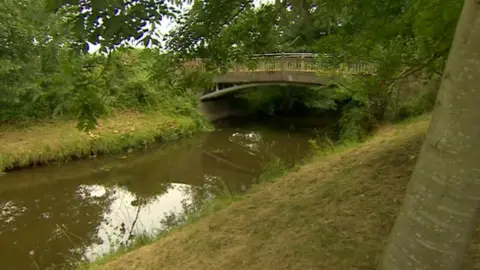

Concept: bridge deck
[[185, 53, 376, 100]]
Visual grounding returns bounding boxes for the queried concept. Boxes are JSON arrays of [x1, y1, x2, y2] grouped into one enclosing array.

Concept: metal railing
[[184, 53, 376, 75]]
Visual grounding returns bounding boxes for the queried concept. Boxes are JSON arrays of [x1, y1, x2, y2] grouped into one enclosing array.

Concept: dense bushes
[[0, 45, 209, 126], [0, 0, 211, 126], [229, 73, 438, 142], [1, 0, 443, 138]]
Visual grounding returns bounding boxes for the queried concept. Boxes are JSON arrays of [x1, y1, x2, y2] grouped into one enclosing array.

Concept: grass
[[75, 231, 161, 270], [80, 114, 480, 270], [0, 111, 211, 172]]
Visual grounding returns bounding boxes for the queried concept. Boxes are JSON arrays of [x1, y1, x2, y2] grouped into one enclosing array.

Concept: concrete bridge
[[188, 53, 376, 101]]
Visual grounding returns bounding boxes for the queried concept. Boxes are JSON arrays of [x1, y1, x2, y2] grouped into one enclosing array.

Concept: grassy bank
[[0, 111, 211, 172], [80, 114, 480, 270]]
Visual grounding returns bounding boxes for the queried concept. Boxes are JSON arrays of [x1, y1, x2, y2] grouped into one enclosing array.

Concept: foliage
[[166, 2, 279, 69], [0, 0, 204, 130], [166, 0, 343, 64], [257, 156, 289, 183], [0, 0, 54, 122], [307, 0, 461, 140], [44, 0, 194, 53], [1, 46, 199, 124], [2, 0, 464, 135], [1, 0, 212, 130], [163, 0, 460, 141], [229, 85, 336, 116]]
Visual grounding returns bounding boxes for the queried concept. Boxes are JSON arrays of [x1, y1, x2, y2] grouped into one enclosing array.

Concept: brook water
[[0, 117, 330, 270]]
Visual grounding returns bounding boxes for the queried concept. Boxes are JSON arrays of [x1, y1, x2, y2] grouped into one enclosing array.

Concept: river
[[0, 117, 326, 270]]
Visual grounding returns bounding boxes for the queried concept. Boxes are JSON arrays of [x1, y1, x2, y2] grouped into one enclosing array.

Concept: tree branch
[[389, 47, 450, 83]]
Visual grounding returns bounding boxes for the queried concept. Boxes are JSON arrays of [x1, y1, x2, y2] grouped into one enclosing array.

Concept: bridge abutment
[[197, 95, 247, 121]]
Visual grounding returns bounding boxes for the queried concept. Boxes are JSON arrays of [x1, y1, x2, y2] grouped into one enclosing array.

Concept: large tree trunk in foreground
[[380, 1, 480, 269]]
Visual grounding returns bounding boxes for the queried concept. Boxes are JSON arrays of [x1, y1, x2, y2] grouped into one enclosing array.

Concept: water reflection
[[82, 183, 189, 260], [0, 122, 314, 269]]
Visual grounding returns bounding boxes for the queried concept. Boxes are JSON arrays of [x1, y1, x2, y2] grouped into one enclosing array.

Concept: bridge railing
[[184, 53, 377, 75]]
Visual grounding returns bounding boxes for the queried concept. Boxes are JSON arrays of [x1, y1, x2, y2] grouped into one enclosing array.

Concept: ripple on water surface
[[0, 124, 315, 269]]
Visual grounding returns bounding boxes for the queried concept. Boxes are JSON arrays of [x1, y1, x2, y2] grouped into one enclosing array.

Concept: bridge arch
[[186, 53, 376, 101], [201, 82, 323, 101]]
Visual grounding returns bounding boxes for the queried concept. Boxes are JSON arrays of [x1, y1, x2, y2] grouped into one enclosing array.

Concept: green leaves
[[315, 0, 462, 77], [2, 0, 462, 133], [45, 0, 180, 53], [75, 91, 105, 131], [166, 0, 262, 67]]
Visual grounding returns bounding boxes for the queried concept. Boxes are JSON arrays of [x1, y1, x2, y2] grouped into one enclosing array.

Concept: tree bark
[[380, 0, 480, 269]]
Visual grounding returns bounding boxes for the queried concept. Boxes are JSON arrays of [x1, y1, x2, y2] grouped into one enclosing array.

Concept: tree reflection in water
[[0, 121, 315, 269]]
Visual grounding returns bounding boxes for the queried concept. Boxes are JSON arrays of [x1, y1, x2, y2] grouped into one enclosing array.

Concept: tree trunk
[[380, 1, 480, 269]]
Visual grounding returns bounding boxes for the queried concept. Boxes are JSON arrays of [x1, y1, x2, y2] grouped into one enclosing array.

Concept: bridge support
[[197, 95, 246, 121]]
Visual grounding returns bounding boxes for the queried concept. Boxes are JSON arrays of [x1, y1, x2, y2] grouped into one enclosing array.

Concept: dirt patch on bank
[[92, 118, 480, 270]]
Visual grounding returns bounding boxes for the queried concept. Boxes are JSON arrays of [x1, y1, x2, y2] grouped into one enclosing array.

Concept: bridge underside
[[201, 82, 322, 100], [201, 71, 341, 101]]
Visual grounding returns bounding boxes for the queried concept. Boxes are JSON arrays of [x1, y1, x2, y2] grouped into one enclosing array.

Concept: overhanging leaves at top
[[45, 0, 192, 52]]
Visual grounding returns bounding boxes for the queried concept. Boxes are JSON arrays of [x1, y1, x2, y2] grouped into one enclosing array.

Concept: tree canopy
[[0, 0, 463, 133]]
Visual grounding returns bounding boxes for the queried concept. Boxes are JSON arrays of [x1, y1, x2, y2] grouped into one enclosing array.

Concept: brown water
[[0, 119, 321, 270]]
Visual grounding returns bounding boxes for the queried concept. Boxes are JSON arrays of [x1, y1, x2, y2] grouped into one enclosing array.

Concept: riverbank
[[84, 114, 480, 270], [0, 111, 210, 172]]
